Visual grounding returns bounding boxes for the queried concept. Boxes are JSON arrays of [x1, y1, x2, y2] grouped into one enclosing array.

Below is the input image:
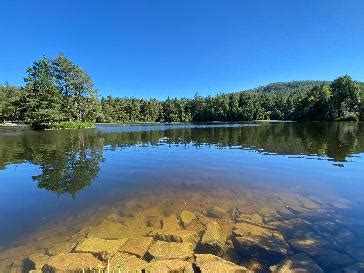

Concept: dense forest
[[0, 54, 363, 129]]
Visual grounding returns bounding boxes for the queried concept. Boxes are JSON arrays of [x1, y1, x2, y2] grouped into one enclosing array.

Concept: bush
[[34, 121, 96, 130]]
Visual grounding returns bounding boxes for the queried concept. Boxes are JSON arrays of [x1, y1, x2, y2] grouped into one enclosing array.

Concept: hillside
[[250, 80, 330, 94]]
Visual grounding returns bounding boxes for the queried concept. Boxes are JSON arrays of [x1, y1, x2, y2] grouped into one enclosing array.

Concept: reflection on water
[[0, 122, 363, 271]]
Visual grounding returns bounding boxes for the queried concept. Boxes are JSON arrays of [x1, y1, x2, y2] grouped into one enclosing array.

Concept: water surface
[[0, 122, 363, 271]]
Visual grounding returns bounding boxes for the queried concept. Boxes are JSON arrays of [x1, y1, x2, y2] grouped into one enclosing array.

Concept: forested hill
[[248, 81, 330, 94], [0, 54, 363, 128]]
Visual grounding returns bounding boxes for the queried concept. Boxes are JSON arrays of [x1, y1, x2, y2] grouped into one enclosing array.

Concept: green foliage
[[48, 121, 96, 130], [0, 83, 22, 122], [4, 54, 101, 129], [1, 55, 362, 126]]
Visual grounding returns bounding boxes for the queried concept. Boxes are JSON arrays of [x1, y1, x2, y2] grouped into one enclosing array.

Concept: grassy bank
[[32, 121, 96, 130]]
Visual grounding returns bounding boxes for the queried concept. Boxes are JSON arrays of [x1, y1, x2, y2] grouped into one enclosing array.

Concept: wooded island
[[1, 54, 363, 129]]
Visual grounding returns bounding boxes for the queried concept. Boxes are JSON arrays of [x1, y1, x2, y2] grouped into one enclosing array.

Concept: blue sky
[[0, 0, 363, 99]]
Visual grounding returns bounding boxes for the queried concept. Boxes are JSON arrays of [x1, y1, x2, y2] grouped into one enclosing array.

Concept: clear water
[[0, 122, 363, 271]]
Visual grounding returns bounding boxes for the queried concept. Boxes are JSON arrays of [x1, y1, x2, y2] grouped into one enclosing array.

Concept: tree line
[[0, 54, 362, 128]]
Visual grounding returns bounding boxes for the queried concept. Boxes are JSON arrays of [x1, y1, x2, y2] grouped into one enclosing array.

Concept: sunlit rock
[[195, 254, 250, 272], [109, 252, 149, 272], [235, 213, 264, 226], [75, 237, 127, 257], [269, 253, 324, 272], [88, 219, 150, 239], [27, 252, 50, 270], [232, 222, 288, 263], [269, 218, 314, 239], [207, 206, 229, 219], [147, 241, 194, 260], [162, 214, 181, 230], [288, 236, 334, 256], [46, 241, 76, 256], [150, 229, 201, 248], [120, 237, 154, 258], [146, 259, 194, 273], [198, 221, 226, 256], [180, 210, 196, 227], [42, 253, 105, 271]]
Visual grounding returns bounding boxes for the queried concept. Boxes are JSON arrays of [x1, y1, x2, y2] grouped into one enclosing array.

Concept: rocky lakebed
[[1, 185, 363, 272]]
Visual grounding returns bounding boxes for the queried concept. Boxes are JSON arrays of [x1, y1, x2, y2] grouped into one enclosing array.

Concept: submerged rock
[[88, 219, 150, 239], [150, 229, 201, 248], [195, 254, 250, 272], [232, 222, 288, 263], [42, 253, 105, 271], [146, 259, 194, 273], [180, 210, 197, 227], [207, 206, 229, 219], [269, 253, 324, 272], [46, 241, 76, 256], [162, 214, 181, 230], [199, 221, 226, 256], [109, 252, 149, 272], [235, 213, 264, 226], [75, 237, 127, 257], [120, 237, 154, 258], [147, 241, 194, 260], [27, 252, 50, 270]]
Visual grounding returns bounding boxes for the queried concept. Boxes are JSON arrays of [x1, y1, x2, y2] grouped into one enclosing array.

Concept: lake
[[0, 122, 363, 271]]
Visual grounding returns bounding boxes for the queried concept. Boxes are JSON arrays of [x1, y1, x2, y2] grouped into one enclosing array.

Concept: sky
[[0, 0, 363, 99]]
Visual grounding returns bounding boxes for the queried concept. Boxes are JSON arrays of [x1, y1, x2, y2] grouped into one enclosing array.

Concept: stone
[[199, 221, 225, 256], [42, 253, 105, 271], [236, 213, 264, 226], [147, 241, 194, 260], [195, 254, 250, 272], [75, 237, 127, 256], [46, 241, 76, 256], [88, 219, 150, 239], [313, 249, 355, 272], [207, 206, 229, 219], [27, 252, 50, 270], [269, 253, 324, 272], [146, 259, 194, 273], [288, 236, 334, 256], [162, 214, 181, 230], [109, 252, 149, 272], [232, 222, 288, 263], [120, 237, 154, 258], [150, 229, 201, 248], [180, 210, 196, 227]]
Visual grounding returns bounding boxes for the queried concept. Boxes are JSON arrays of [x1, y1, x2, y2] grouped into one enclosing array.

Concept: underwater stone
[[42, 253, 105, 271], [199, 221, 226, 256], [232, 222, 288, 263], [195, 254, 250, 272], [207, 206, 229, 219], [162, 214, 181, 230], [180, 210, 197, 227], [75, 237, 127, 256], [147, 241, 194, 260], [269, 253, 324, 272], [146, 259, 194, 273], [109, 252, 149, 272], [27, 252, 50, 270], [150, 229, 201, 248], [120, 237, 154, 258]]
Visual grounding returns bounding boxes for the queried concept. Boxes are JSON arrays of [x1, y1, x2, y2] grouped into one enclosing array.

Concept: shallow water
[[0, 122, 363, 271]]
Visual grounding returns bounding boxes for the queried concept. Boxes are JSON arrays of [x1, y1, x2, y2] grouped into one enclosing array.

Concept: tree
[[52, 54, 99, 122], [330, 75, 360, 120], [23, 57, 64, 129]]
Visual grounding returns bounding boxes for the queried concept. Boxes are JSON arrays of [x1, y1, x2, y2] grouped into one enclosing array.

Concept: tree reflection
[[0, 122, 363, 197]]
